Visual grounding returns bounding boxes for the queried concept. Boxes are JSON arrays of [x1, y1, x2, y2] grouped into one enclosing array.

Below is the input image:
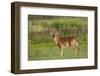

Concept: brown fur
[[50, 30, 79, 56]]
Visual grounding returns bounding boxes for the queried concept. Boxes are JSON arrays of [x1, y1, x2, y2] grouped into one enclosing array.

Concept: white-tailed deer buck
[[49, 29, 79, 56]]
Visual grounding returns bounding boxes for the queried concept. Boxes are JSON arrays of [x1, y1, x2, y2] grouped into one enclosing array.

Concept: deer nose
[[52, 34, 55, 38]]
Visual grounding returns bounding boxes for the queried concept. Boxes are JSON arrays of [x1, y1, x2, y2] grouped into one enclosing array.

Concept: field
[[28, 15, 88, 60]]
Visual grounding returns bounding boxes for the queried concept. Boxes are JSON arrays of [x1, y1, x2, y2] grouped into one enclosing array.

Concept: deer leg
[[60, 48, 63, 56], [76, 47, 80, 56], [74, 42, 79, 55], [75, 48, 78, 55]]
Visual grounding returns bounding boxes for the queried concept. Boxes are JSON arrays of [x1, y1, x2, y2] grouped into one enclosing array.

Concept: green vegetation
[[28, 15, 88, 60]]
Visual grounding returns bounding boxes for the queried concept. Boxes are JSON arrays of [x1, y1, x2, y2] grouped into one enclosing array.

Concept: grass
[[28, 16, 88, 60], [28, 42, 88, 60]]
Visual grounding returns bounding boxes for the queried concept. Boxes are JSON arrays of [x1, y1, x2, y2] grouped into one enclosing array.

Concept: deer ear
[[48, 28, 53, 35], [48, 28, 52, 33]]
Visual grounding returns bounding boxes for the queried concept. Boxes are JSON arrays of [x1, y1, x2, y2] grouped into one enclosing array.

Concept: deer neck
[[53, 36, 59, 44]]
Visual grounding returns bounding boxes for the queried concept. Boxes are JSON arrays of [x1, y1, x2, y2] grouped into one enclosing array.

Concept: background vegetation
[[28, 15, 88, 60]]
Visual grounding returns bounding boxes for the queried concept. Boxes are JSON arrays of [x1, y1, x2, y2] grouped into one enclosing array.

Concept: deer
[[49, 29, 79, 56]]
